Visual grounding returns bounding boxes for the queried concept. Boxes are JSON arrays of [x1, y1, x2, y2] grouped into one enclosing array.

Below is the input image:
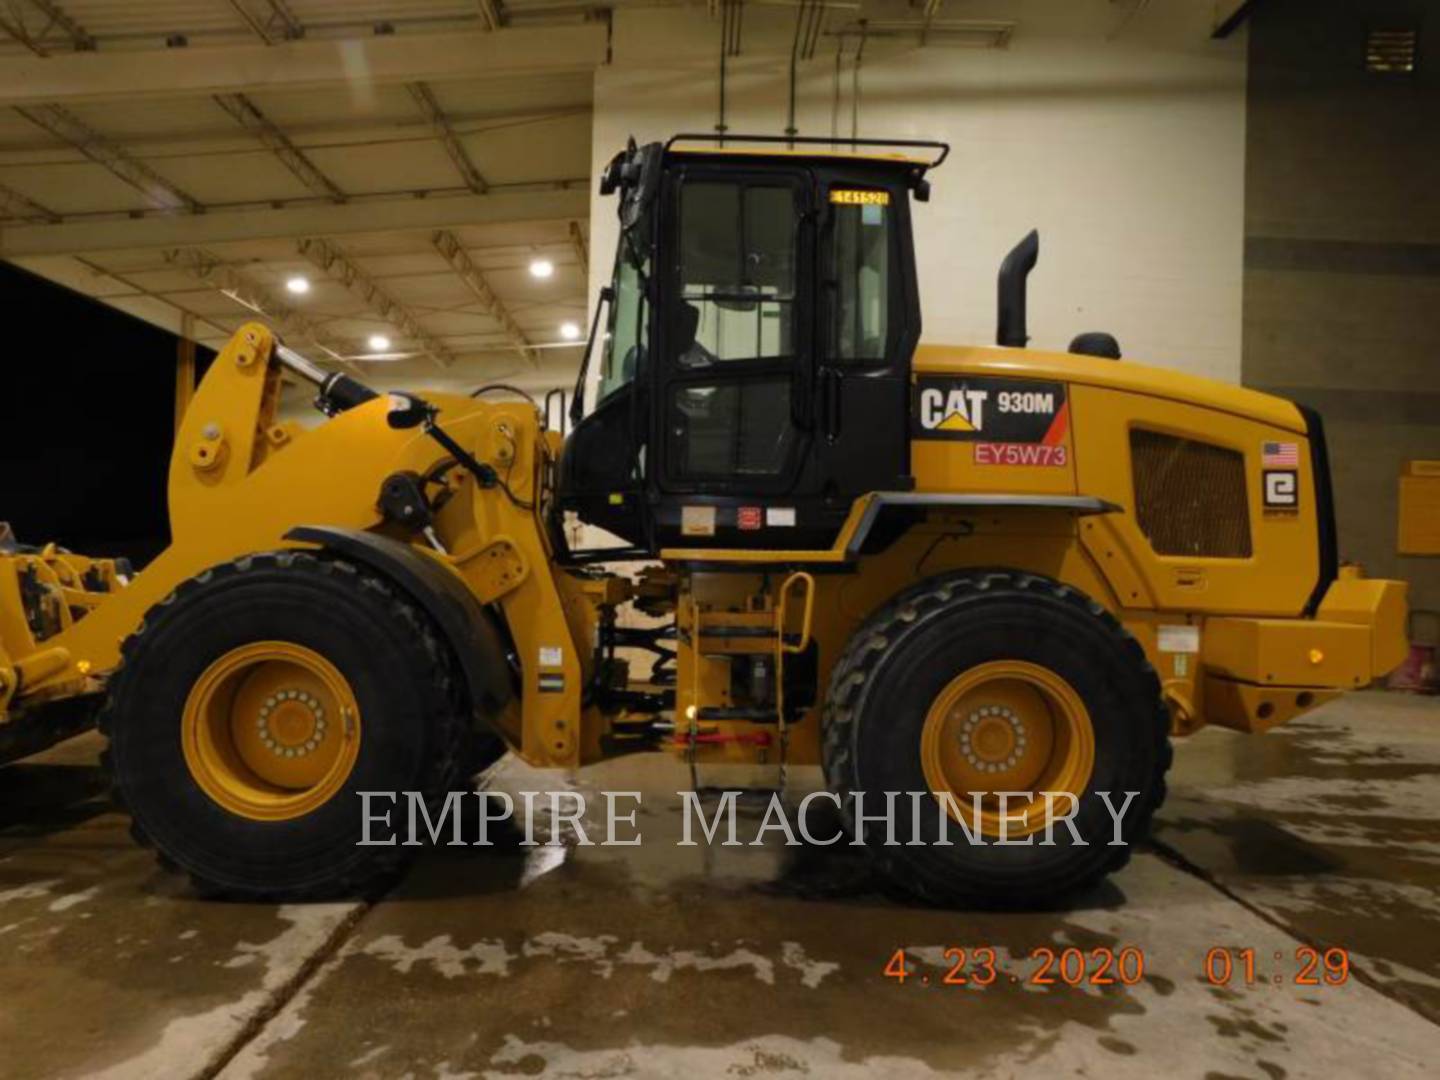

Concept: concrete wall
[[1242, 0, 1440, 615], [587, 0, 1248, 405]]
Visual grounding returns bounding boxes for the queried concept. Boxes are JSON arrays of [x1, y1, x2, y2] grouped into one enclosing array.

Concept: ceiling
[[0, 1, 615, 397]]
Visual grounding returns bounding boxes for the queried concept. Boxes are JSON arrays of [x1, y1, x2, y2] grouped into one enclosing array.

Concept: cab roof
[[662, 133, 949, 174], [667, 145, 938, 169]]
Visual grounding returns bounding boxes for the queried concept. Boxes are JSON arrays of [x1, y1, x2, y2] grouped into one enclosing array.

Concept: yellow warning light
[[1308, 648, 1325, 665], [685, 705, 698, 720]]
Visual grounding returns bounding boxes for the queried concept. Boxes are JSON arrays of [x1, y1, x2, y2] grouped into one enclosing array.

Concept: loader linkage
[[0, 523, 129, 763]]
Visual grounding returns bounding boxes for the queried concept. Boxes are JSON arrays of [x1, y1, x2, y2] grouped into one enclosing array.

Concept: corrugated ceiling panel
[[148, 147, 321, 205], [303, 139, 460, 194], [0, 159, 152, 214], [57, 0, 251, 39]]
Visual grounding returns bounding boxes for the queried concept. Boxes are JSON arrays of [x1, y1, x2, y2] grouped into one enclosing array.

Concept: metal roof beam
[[299, 236, 455, 368], [14, 105, 205, 214], [433, 229, 536, 366], [568, 220, 588, 270], [0, 1, 94, 56], [0, 24, 607, 107], [0, 180, 60, 223], [0, 14, 44, 56], [213, 92, 346, 203], [407, 82, 487, 194], [1212, 0, 1259, 39], [29, 0, 94, 50], [163, 246, 358, 371], [475, 1, 503, 31], [0, 185, 589, 257], [225, 0, 304, 44]]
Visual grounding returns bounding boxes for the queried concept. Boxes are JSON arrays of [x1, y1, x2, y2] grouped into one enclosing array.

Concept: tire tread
[[821, 568, 1172, 907]]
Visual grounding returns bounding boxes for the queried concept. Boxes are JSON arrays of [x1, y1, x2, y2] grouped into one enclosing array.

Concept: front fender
[[285, 526, 515, 719]]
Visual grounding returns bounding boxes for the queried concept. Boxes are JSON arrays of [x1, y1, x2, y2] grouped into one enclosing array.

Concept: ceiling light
[[529, 258, 555, 279], [559, 321, 581, 341], [367, 334, 392, 352], [285, 276, 311, 295]]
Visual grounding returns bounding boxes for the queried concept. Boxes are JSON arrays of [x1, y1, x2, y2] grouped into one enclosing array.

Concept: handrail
[[778, 571, 816, 655], [663, 132, 950, 171]]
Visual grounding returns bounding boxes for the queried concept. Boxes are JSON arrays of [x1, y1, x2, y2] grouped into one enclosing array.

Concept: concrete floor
[[2, 690, 1438, 1079]]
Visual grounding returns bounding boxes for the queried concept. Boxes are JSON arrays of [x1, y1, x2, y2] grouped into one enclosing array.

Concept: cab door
[[814, 176, 917, 495], [654, 167, 813, 506]]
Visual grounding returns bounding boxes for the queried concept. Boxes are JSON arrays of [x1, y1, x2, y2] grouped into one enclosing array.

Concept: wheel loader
[[0, 135, 1408, 905]]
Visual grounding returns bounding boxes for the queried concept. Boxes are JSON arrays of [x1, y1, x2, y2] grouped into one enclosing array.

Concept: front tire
[[822, 569, 1171, 908], [101, 552, 471, 899]]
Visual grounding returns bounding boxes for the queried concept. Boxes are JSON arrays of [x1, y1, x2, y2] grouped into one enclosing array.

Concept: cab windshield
[[596, 207, 652, 404]]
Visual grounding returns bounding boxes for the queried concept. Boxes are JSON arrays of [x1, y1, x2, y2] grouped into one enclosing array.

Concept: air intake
[[1130, 430, 1252, 558]]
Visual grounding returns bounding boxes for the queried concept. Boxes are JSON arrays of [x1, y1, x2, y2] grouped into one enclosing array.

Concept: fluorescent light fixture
[[367, 334, 392, 352], [559, 321, 581, 341], [285, 276, 311, 295], [529, 258, 555, 279]]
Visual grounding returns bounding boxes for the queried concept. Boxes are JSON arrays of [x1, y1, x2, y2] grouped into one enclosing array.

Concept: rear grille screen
[[1130, 430, 1252, 558]]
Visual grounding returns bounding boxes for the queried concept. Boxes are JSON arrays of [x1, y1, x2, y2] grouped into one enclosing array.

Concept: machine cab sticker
[[974, 443, 1068, 467], [1264, 470, 1299, 511], [766, 507, 797, 527], [1261, 442, 1300, 513], [681, 505, 716, 537], [913, 375, 1069, 447]]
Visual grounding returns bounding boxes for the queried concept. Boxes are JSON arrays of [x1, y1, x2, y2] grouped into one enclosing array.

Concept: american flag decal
[[1262, 441, 1299, 467]]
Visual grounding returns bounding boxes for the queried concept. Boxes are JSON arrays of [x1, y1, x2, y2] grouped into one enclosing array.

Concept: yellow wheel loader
[[0, 524, 130, 763], [0, 135, 1408, 905]]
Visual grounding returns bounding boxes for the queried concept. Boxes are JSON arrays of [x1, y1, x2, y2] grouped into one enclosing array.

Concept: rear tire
[[822, 569, 1171, 908], [100, 551, 473, 900]]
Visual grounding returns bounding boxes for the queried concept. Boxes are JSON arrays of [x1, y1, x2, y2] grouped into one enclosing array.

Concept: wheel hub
[[961, 706, 1026, 771], [258, 691, 328, 757], [181, 642, 361, 821], [920, 660, 1095, 839]]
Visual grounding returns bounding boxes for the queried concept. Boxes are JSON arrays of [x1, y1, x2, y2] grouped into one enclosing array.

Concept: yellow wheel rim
[[181, 641, 361, 822], [920, 660, 1094, 839]]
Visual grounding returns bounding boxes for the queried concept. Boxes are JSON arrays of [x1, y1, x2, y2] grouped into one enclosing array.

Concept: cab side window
[[665, 177, 803, 483], [677, 182, 797, 367], [597, 254, 649, 403], [828, 191, 894, 363]]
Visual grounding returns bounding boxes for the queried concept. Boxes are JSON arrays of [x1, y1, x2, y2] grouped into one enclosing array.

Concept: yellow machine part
[[0, 540, 125, 720], [19, 323, 595, 769], [3, 322, 1411, 780], [669, 351, 1407, 768], [180, 640, 362, 821], [920, 659, 1095, 838]]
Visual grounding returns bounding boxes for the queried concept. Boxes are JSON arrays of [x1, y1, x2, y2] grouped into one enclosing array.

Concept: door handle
[[822, 368, 842, 438]]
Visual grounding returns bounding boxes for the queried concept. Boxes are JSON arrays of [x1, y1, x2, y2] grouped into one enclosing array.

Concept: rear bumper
[[1201, 574, 1408, 733]]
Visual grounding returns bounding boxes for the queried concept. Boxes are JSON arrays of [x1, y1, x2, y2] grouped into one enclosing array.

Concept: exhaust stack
[[996, 229, 1039, 348]]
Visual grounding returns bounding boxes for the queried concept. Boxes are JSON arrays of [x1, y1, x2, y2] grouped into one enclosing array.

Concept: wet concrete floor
[[1, 691, 1437, 1079]]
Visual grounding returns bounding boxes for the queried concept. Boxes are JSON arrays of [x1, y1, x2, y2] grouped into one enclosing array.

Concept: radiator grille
[[1130, 430, 1252, 558]]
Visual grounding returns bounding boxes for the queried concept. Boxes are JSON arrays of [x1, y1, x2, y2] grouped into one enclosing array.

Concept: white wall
[[588, 0, 1247, 397]]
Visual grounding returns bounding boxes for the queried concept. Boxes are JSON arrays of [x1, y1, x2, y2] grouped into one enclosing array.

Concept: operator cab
[[558, 134, 945, 553]]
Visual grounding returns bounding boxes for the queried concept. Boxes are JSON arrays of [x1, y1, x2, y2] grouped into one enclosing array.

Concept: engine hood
[[915, 344, 1306, 434]]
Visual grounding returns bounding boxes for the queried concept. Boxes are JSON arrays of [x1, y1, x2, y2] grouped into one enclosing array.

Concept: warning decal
[[913, 376, 1068, 444]]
